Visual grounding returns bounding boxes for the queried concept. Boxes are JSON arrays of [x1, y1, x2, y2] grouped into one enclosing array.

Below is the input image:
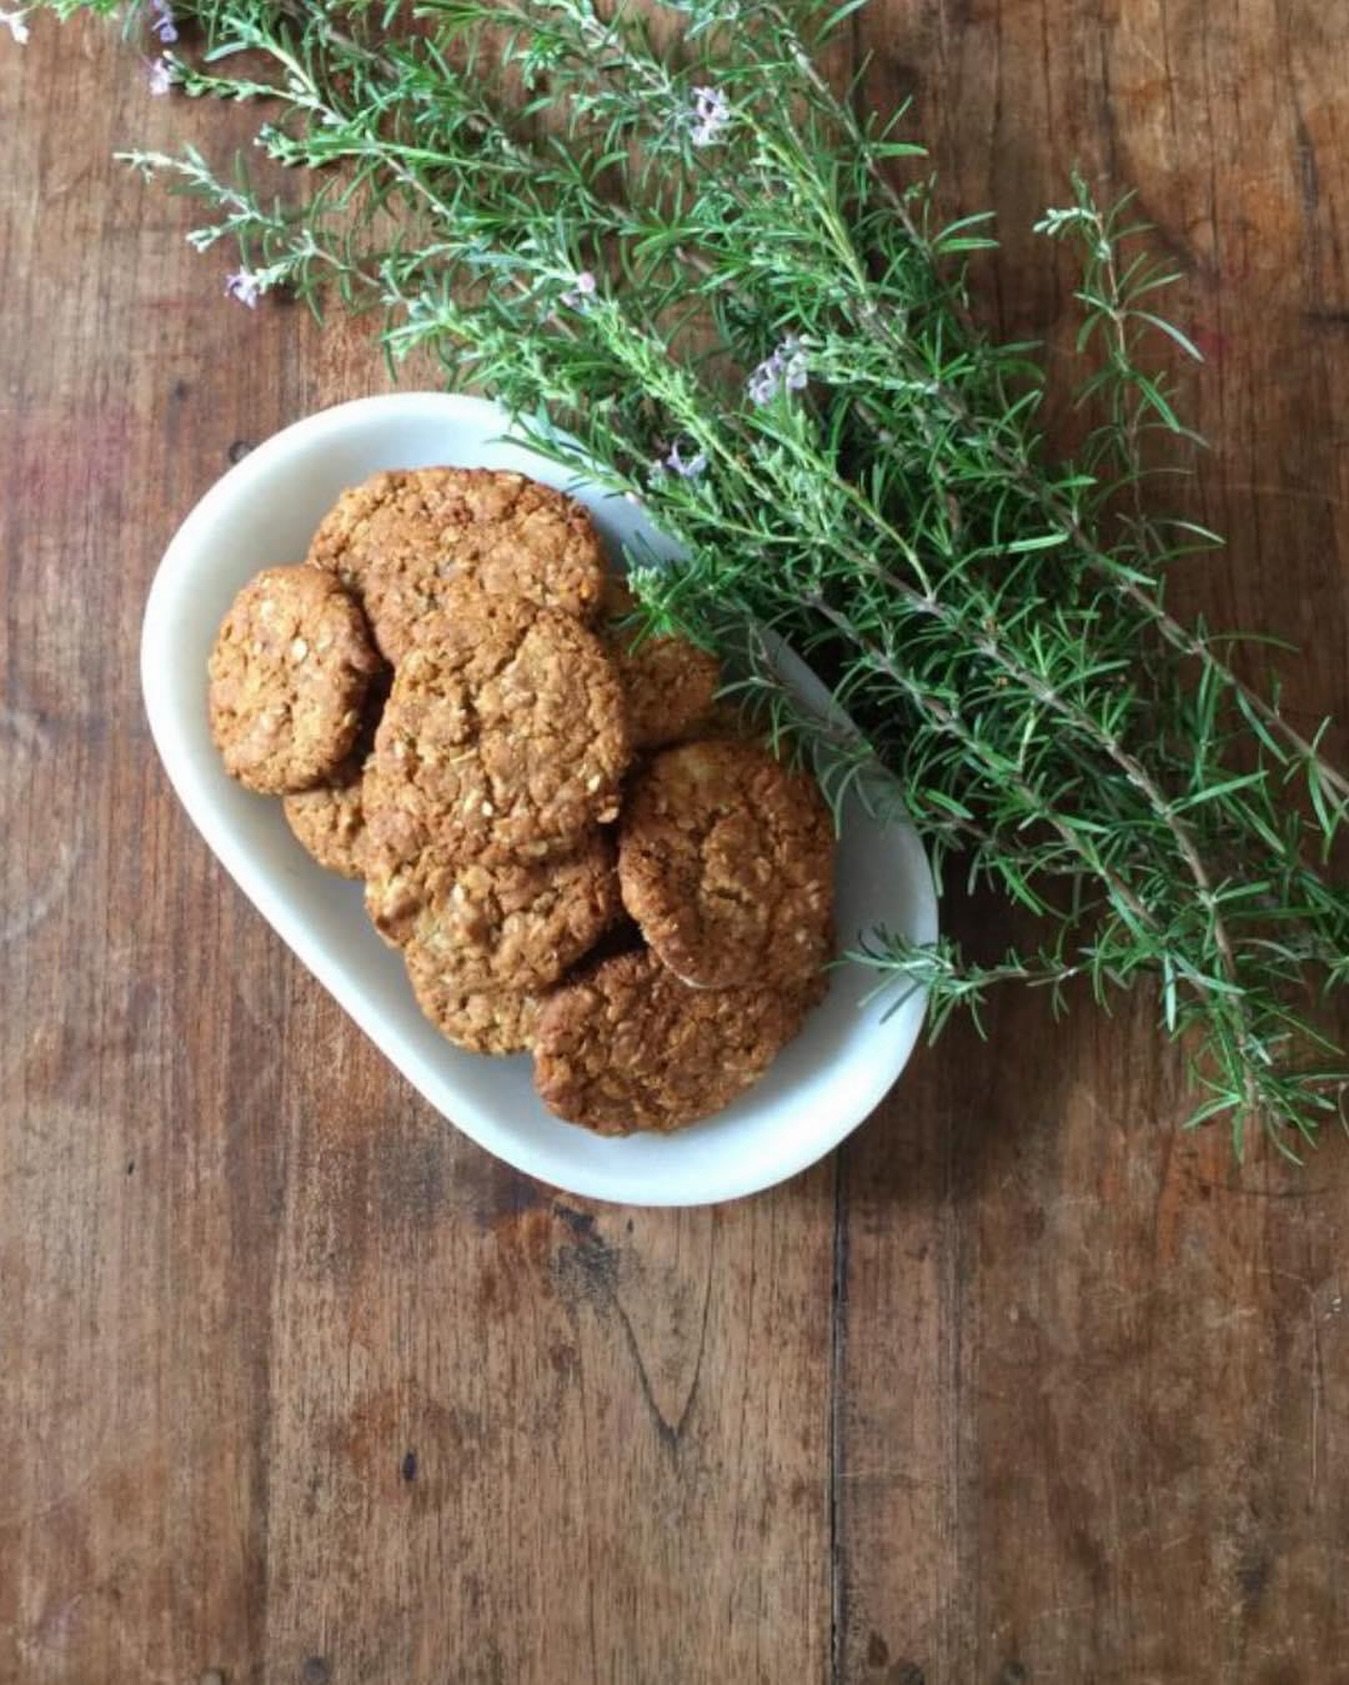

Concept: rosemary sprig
[[31, 0, 1349, 1152]]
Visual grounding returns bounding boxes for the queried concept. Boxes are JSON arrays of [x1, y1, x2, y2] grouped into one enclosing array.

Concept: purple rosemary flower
[[780, 335, 809, 391], [146, 54, 175, 95], [560, 269, 597, 310], [225, 269, 264, 309], [746, 334, 809, 404], [149, 0, 178, 44], [746, 360, 780, 406], [658, 441, 708, 479], [0, 9, 31, 44], [689, 85, 731, 148]]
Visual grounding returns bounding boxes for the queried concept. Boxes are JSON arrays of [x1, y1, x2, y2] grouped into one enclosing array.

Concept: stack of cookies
[[207, 466, 835, 1134]]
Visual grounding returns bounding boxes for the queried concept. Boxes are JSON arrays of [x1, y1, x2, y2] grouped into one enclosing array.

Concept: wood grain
[[840, 4, 1349, 1680], [2, 4, 1349, 1682]]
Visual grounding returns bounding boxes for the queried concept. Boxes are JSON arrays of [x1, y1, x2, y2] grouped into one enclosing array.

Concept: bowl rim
[[141, 391, 938, 1206]]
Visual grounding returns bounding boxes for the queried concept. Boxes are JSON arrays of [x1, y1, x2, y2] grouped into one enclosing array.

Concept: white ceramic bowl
[[142, 393, 937, 1205]]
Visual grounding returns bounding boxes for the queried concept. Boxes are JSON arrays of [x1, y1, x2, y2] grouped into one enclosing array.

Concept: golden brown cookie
[[406, 945, 543, 1055], [282, 753, 371, 878], [364, 587, 629, 867], [369, 831, 620, 994], [533, 950, 817, 1133], [602, 579, 721, 750], [307, 467, 607, 661], [208, 565, 381, 794], [617, 739, 834, 989], [281, 665, 389, 877]]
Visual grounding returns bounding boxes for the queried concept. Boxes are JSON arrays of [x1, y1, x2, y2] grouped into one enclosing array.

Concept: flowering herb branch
[[25, 0, 1349, 1151]]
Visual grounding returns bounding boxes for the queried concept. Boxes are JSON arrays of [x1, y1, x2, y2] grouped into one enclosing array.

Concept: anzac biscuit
[[369, 831, 620, 993], [601, 579, 721, 750], [208, 565, 381, 794], [533, 950, 816, 1133], [617, 739, 834, 989], [281, 667, 390, 876], [405, 946, 543, 1056], [364, 587, 629, 867], [307, 467, 607, 661], [282, 754, 372, 879]]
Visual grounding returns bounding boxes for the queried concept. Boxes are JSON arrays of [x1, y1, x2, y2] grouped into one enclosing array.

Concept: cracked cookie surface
[[601, 579, 721, 750], [533, 949, 818, 1133], [405, 947, 544, 1055], [364, 586, 629, 867], [307, 467, 606, 661], [369, 830, 620, 993], [208, 564, 381, 794], [617, 739, 834, 989], [282, 753, 373, 878], [281, 668, 389, 876]]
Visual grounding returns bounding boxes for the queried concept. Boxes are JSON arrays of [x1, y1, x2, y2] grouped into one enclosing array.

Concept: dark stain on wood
[[889, 1665, 925, 1685]]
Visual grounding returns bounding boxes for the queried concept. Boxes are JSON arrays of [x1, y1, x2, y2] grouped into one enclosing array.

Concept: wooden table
[[4, 4, 1349, 1680]]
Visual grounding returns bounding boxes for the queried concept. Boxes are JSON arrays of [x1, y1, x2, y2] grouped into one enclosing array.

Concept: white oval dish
[[141, 393, 937, 1206]]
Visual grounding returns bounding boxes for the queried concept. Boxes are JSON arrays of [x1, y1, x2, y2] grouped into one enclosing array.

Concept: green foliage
[[38, 0, 1349, 1150]]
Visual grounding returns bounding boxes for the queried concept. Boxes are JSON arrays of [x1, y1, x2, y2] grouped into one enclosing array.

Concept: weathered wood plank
[[837, 2, 1349, 1678], [0, 19, 835, 1683]]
